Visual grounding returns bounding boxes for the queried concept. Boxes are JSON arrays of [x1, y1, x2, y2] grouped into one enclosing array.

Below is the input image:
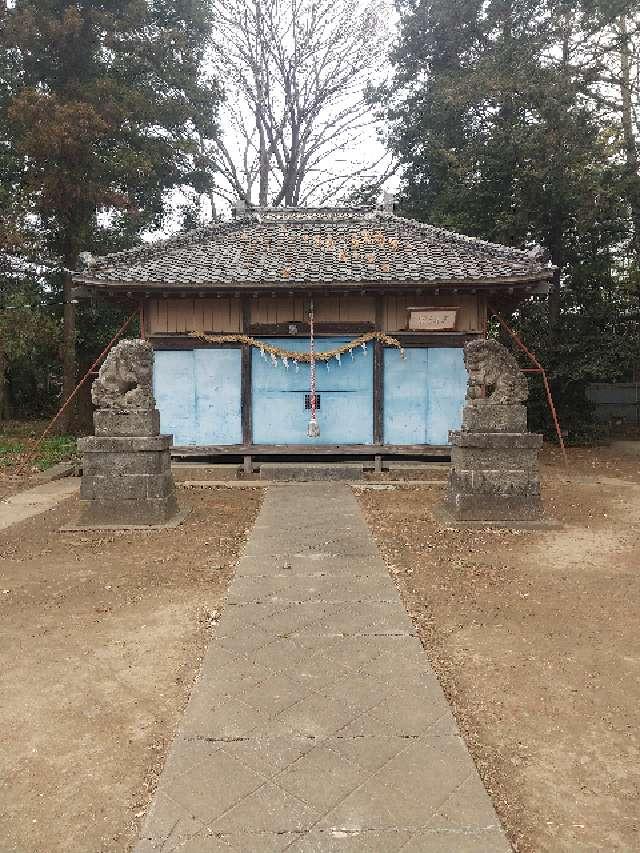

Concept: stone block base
[[78, 434, 179, 527], [94, 408, 160, 437], [461, 402, 527, 433], [446, 490, 543, 522], [78, 495, 179, 526], [261, 463, 364, 481], [445, 429, 543, 523]]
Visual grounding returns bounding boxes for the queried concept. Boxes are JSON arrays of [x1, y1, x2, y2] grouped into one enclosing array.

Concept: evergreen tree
[[1, 0, 220, 427], [381, 0, 640, 439]]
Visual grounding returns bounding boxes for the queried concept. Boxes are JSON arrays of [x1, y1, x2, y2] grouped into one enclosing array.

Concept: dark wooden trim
[[148, 331, 481, 349], [148, 336, 241, 350], [241, 344, 252, 445], [373, 340, 384, 445], [390, 332, 481, 347], [171, 444, 451, 457], [245, 322, 376, 336]]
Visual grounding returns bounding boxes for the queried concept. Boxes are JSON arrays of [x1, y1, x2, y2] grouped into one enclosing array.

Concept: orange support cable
[[17, 309, 139, 475], [489, 307, 568, 467]]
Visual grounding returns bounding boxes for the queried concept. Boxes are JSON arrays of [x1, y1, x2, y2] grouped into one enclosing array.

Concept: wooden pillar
[[375, 293, 385, 331], [139, 300, 146, 340], [241, 344, 252, 446], [241, 295, 251, 333], [373, 340, 384, 446], [373, 294, 385, 446], [240, 296, 253, 447]]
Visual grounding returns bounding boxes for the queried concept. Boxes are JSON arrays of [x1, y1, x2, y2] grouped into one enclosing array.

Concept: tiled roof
[[73, 207, 552, 289]]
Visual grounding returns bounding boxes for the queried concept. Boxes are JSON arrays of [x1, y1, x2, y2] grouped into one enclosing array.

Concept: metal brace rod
[[489, 307, 568, 466]]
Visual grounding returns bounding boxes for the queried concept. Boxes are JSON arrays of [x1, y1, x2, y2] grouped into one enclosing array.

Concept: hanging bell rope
[[307, 298, 320, 438]]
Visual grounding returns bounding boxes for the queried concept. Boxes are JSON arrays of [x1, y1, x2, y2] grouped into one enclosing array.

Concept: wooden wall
[[144, 291, 486, 335], [382, 292, 485, 333], [249, 294, 378, 325]]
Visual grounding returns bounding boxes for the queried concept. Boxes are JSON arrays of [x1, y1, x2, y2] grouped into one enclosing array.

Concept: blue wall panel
[[252, 338, 373, 445], [154, 344, 464, 448], [425, 348, 468, 444], [384, 347, 466, 445], [154, 349, 242, 445], [153, 351, 197, 445]]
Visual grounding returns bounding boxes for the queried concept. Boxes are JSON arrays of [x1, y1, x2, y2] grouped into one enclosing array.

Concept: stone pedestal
[[93, 408, 160, 437], [78, 433, 178, 526], [75, 338, 180, 528], [446, 430, 543, 522], [442, 337, 545, 526]]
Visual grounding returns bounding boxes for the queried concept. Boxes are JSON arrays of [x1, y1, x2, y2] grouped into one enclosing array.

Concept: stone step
[[259, 462, 364, 481]]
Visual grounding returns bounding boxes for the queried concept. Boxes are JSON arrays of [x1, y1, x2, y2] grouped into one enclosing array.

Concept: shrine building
[[72, 203, 552, 462]]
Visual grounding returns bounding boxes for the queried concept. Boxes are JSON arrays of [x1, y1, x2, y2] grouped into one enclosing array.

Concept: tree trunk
[[58, 271, 77, 433], [548, 264, 562, 330], [257, 115, 269, 206], [0, 349, 10, 422], [548, 11, 572, 332], [619, 15, 640, 262]]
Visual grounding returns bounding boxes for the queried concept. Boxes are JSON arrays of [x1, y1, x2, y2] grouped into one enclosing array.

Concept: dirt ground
[[358, 446, 640, 853], [0, 487, 262, 853]]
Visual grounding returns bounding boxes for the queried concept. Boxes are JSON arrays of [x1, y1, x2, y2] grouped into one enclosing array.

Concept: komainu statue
[[92, 339, 155, 410], [443, 337, 544, 524], [464, 339, 528, 405], [78, 337, 178, 527]]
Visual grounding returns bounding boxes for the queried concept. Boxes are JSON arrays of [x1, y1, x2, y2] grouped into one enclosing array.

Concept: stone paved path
[[137, 484, 510, 852], [0, 478, 79, 532]]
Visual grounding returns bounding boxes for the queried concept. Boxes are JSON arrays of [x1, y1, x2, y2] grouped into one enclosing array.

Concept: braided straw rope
[[187, 331, 406, 362]]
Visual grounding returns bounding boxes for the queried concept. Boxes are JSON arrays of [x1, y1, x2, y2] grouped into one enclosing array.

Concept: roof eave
[[72, 270, 554, 295]]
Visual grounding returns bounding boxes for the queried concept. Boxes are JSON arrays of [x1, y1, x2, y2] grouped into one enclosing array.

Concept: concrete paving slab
[[135, 483, 510, 853], [286, 828, 412, 853], [399, 829, 511, 853], [0, 477, 79, 531]]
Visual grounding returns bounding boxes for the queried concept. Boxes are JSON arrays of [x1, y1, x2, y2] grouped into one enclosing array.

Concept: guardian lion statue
[[464, 339, 528, 405], [92, 339, 155, 410]]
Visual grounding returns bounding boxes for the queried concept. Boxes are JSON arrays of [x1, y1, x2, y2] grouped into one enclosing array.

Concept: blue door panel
[[154, 349, 242, 445], [426, 348, 468, 445], [153, 351, 197, 445], [384, 347, 466, 446], [193, 349, 242, 444], [384, 349, 430, 444], [252, 338, 373, 445]]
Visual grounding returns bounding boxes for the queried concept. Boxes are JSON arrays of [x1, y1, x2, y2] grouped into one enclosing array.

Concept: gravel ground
[[358, 446, 640, 853], [0, 488, 262, 853]]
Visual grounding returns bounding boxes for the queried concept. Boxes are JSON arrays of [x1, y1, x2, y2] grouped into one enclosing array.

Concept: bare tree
[[208, 0, 391, 207]]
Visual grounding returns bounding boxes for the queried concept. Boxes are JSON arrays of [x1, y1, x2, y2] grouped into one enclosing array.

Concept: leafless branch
[[209, 0, 390, 207]]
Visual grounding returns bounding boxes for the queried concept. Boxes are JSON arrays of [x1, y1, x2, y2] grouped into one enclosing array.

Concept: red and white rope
[[309, 298, 317, 422]]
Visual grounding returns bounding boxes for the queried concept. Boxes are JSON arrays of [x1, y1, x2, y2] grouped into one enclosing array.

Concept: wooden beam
[[391, 332, 480, 347], [148, 336, 240, 350], [170, 444, 452, 457], [245, 322, 376, 336], [147, 331, 481, 350], [241, 344, 252, 445]]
